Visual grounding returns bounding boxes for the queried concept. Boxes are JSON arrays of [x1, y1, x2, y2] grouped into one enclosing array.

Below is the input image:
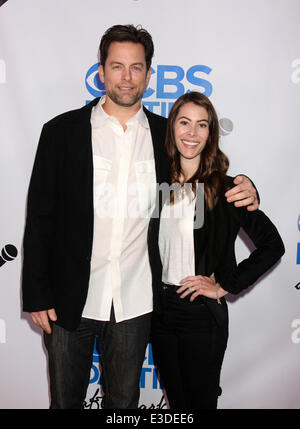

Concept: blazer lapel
[[143, 107, 170, 185], [69, 98, 99, 249]]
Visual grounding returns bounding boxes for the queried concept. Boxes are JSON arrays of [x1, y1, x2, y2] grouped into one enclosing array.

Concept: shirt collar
[[92, 96, 149, 129]]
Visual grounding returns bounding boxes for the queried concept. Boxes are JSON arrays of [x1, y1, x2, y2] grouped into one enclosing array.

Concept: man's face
[[99, 41, 151, 109]]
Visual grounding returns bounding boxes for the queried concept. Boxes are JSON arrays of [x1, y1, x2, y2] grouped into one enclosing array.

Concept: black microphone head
[[1, 244, 18, 262]]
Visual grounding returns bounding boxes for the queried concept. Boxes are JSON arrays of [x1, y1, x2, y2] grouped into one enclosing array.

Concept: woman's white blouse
[[159, 188, 196, 286]]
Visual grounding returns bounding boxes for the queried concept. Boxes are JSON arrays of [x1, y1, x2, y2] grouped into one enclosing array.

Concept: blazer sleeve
[[22, 122, 58, 312], [219, 203, 285, 295]]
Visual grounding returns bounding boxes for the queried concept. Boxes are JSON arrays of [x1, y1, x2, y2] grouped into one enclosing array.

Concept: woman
[[149, 91, 285, 409]]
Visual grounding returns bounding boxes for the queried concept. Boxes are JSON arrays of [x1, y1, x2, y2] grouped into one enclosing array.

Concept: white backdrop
[[0, 0, 299, 409]]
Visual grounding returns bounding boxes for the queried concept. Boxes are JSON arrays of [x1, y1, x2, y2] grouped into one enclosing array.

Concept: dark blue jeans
[[151, 285, 228, 409], [44, 306, 151, 409]]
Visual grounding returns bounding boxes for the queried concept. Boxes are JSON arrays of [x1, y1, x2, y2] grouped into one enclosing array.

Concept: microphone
[[0, 244, 18, 268]]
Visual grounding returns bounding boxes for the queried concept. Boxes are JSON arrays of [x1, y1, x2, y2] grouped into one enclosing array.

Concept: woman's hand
[[177, 274, 228, 302]]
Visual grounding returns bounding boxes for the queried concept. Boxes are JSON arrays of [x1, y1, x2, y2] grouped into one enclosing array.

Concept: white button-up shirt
[[82, 97, 156, 322], [159, 189, 196, 286]]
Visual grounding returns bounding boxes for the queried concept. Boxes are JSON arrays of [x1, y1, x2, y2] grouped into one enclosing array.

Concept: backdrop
[[0, 0, 299, 409]]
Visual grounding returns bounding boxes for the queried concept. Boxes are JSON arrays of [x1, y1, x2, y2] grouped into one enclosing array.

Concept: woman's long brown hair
[[165, 92, 230, 210]]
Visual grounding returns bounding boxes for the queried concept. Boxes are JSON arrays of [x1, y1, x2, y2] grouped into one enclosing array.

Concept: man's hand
[[30, 308, 57, 334], [225, 175, 259, 211]]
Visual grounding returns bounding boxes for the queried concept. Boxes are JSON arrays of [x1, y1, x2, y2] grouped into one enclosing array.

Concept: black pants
[[44, 306, 151, 409], [151, 285, 228, 409]]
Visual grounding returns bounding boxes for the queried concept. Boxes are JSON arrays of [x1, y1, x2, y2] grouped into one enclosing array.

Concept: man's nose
[[122, 67, 132, 81]]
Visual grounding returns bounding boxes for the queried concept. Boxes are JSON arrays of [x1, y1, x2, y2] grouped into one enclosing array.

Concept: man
[[22, 24, 258, 409]]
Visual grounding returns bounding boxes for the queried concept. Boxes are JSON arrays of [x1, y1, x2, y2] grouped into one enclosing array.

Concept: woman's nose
[[188, 125, 196, 136]]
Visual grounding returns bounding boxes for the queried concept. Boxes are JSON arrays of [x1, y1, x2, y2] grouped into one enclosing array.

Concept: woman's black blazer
[[148, 176, 285, 329]]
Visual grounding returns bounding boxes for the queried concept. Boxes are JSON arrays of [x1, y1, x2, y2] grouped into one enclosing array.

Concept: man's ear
[[145, 67, 152, 86], [98, 64, 105, 84]]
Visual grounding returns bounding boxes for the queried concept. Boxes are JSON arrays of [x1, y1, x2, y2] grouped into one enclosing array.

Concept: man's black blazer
[[148, 176, 285, 331], [22, 98, 170, 331]]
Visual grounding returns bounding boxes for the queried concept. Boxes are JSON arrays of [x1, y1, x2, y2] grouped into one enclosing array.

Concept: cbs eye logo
[[85, 63, 106, 99]]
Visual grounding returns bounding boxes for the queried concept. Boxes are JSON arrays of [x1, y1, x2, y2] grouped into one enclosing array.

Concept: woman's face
[[174, 102, 209, 163]]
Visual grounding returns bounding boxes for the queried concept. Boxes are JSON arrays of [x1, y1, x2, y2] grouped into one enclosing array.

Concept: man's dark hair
[[99, 24, 154, 70]]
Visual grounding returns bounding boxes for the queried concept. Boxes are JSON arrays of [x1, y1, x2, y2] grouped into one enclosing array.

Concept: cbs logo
[[85, 63, 213, 100]]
